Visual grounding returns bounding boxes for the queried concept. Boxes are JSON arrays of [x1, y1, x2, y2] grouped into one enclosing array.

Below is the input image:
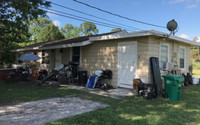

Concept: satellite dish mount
[[167, 19, 178, 36]]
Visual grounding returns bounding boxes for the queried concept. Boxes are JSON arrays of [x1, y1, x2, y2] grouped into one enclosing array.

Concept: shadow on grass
[[0, 81, 94, 106], [0, 82, 199, 125]]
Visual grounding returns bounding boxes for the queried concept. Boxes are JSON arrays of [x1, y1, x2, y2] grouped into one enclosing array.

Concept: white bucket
[[192, 77, 199, 85]]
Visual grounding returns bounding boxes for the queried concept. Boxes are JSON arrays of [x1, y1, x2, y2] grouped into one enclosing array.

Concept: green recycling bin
[[162, 75, 184, 101]]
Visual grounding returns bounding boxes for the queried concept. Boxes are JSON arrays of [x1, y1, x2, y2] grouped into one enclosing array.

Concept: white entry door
[[118, 41, 137, 88], [55, 49, 62, 68]]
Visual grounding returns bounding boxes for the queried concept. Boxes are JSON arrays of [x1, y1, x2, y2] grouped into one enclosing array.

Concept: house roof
[[90, 30, 200, 46], [14, 30, 200, 52], [13, 30, 127, 52]]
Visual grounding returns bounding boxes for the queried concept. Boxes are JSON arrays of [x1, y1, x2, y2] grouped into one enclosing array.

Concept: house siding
[[147, 36, 191, 82], [81, 40, 118, 88], [136, 37, 149, 83], [81, 36, 191, 88], [81, 37, 149, 88], [62, 48, 71, 64], [15, 35, 192, 89], [49, 50, 55, 71]]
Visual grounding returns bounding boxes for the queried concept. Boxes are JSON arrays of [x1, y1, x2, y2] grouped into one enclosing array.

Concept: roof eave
[[38, 40, 92, 50], [12, 47, 39, 52], [90, 30, 200, 46]]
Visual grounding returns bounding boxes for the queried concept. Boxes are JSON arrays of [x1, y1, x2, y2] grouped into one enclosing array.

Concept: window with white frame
[[160, 44, 169, 70], [179, 47, 185, 69]]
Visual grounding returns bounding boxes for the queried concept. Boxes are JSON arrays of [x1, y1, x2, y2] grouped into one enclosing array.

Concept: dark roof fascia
[[13, 30, 125, 52]]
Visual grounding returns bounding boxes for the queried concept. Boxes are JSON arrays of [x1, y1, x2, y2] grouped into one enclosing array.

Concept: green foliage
[[60, 22, 99, 38], [73, 26, 82, 37], [0, 0, 51, 66], [37, 24, 65, 42], [0, 42, 16, 67], [80, 22, 99, 36], [61, 24, 81, 38], [111, 28, 122, 32], [190, 46, 200, 77], [28, 17, 52, 42], [193, 37, 199, 42], [17, 41, 38, 47], [18, 18, 63, 46], [191, 47, 200, 67]]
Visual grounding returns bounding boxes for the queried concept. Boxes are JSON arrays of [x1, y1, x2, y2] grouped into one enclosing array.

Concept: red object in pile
[[32, 74, 36, 77]]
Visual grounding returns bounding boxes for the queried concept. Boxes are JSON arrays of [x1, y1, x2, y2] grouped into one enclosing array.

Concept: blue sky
[[46, 0, 200, 41]]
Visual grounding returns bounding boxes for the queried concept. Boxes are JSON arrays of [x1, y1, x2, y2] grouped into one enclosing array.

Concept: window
[[160, 44, 169, 69], [42, 50, 49, 64], [72, 47, 80, 64], [179, 47, 186, 69]]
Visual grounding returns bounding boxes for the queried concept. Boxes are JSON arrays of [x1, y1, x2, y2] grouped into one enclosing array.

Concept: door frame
[[117, 41, 138, 88], [55, 49, 62, 68]]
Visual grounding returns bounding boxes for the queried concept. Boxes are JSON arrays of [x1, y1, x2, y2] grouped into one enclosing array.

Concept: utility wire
[[41, 9, 134, 31], [44, 0, 142, 30], [41, 7, 139, 31], [73, 0, 166, 28]]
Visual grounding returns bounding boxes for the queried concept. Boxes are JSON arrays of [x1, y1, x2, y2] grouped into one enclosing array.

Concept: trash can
[[78, 71, 88, 85], [162, 75, 184, 101]]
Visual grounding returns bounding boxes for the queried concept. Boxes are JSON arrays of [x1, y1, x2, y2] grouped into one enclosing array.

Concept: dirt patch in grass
[[0, 97, 108, 125], [182, 84, 199, 90]]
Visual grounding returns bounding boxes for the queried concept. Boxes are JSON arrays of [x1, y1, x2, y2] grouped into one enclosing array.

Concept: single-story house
[[13, 30, 200, 89]]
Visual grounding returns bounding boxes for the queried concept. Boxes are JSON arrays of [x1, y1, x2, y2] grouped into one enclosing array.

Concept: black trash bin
[[78, 71, 88, 85]]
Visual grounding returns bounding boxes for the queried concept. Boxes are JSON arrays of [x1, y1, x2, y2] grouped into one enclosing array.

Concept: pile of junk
[[37, 61, 113, 90], [133, 57, 199, 101]]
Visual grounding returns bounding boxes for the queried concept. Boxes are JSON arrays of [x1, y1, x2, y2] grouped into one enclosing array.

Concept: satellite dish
[[167, 19, 178, 35]]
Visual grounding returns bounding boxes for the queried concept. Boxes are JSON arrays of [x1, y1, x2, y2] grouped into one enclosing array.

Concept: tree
[[29, 17, 52, 42], [193, 37, 200, 56], [193, 37, 200, 42], [37, 24, 64, 42], [0, 0, 50, 66], [0, 0, 50, 43], [111, 28, 122, 32], [61, 24, 81, 39], [80, 22, 98, 36], [72, 26, 82, 38]]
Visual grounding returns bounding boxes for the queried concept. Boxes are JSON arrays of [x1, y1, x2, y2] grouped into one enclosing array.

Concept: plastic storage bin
[[162, 75, 184, 101], [192, 77, 199, 85]]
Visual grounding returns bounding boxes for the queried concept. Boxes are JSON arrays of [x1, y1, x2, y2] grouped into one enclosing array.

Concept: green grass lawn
[[0, 82, 200, 125], [193, 70, 200, 78]]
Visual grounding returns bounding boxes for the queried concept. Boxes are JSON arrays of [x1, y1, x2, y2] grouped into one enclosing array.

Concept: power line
[[44, 0, 142, 30], [73, 0, 166, 28], [41, 7, 139, 31], [41, 9, 135, 31]]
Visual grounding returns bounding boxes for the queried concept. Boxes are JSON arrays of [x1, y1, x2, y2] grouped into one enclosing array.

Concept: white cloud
[[169, 0, 185, 4], [197, 37, 200, 42], [178, 34, 190, 39], [169, 0, 200, 8], [194, 37, 200, 42], [53, 20, 61, 27], [187, 3, 198, 8]]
